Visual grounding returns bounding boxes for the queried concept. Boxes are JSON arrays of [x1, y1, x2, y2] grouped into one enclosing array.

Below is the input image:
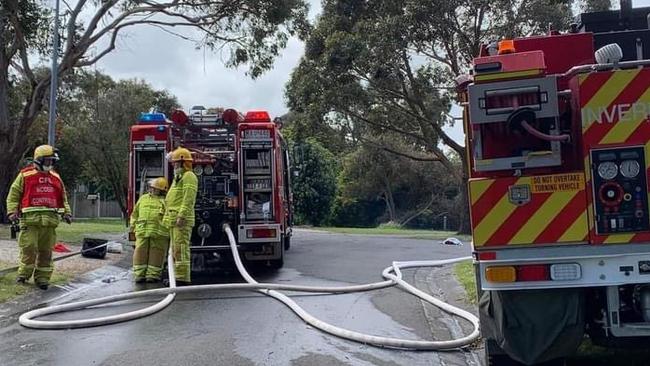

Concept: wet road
[[0, 229, 481, 366]]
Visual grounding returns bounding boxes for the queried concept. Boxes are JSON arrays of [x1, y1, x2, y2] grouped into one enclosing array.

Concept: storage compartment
[[241, 146, 275, 221], [245, 192, 272, 220], [244, 149, 271, 174]]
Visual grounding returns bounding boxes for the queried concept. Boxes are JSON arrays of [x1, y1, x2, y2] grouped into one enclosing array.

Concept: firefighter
[[163, 147, 198, 285], [5, 145, 72, 290], [129, 177, 169, 283]]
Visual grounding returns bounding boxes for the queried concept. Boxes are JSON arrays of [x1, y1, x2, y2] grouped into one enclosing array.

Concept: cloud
[[92, 0, 471, 144], [94, 0, 321, 120]]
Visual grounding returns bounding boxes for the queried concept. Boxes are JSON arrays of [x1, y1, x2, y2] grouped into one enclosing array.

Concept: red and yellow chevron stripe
[[469, 173, 589, 247], [579, 69, 650, 244]]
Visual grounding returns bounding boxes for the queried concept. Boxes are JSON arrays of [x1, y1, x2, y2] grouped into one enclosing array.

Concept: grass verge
[[312, 226, 472, 241], [454, 260, 477, 304], [0, 218, 126, 244], [0, 261, 69, 303]]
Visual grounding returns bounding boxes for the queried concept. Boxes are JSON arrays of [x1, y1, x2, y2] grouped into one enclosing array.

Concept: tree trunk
[[399, 194, 436, 227], [0, 156, 22, 222], [0, 65, 36, 222]]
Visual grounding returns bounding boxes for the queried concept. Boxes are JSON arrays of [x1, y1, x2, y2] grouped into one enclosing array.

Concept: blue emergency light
[[138, 112, 167, 124]]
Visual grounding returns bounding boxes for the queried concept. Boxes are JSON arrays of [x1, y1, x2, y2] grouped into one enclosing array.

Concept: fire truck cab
[[459, 3, 650, 365], [127, 107, 293, 272]]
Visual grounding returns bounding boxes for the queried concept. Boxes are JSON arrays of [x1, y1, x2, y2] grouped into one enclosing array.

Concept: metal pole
[[47, 0, 60, 146]]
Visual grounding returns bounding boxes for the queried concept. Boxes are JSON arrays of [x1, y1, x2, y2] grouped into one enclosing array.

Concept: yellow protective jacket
[[6, 168, 71, 227], [130, 193, 168, 238], [163, 169, 198, 228]]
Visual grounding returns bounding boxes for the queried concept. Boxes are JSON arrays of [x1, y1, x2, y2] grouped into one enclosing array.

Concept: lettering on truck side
[[581, 102, 650, 126]]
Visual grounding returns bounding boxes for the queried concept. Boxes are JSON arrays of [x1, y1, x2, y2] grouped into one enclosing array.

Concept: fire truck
[[127, 107, 293, 272], [459, 2, 650, 365]]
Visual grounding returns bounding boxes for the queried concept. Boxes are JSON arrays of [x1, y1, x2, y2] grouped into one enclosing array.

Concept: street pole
[[47, 0, 60, 146]]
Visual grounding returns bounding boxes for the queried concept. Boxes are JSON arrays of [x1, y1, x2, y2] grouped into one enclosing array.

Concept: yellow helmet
[[33, 145, 60, 161], [149, 177, 168, 192], [169, 147, 193, 162]]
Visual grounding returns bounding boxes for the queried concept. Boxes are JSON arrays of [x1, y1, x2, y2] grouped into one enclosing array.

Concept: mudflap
[[479, 288, 585, 365]]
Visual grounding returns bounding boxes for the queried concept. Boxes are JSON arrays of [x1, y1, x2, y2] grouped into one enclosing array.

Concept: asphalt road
[[0, 229, 481, 366]]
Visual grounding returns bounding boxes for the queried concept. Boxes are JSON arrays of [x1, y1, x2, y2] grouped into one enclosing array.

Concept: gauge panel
[[591, 146, 649, 235]]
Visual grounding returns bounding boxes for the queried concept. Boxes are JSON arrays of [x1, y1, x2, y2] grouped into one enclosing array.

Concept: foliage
[[291, 138, 338, 226], [58, 71, 178, 215], [582, 0, 613, 12], [0, 0, 309, 219], [329, 196, 384, 228], [285, 0, 599, 233], [337, 136, 462, 229]]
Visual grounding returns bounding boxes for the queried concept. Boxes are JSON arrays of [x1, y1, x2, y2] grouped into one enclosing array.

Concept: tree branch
[[358, 136, 441, 162]]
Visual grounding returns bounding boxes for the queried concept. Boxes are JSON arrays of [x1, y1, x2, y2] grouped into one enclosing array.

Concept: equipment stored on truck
[[127, 107, 293, 272], [458, 2, 650, 365]]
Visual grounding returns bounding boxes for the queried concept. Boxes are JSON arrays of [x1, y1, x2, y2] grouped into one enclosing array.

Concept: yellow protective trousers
[[133, 235, 169, 281], [17, 224, 56, 285], [170, 225, 191, 283]]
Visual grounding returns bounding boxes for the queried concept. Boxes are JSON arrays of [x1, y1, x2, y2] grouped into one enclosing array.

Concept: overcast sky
[[94, 0, 650, 146]]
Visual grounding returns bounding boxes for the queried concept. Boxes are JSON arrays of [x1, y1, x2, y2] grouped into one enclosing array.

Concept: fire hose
[[18, 224, 479, 350]]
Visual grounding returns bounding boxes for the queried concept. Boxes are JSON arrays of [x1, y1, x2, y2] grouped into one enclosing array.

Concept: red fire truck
[[459, 3, 650, 365], [127, 107, 293, 271]]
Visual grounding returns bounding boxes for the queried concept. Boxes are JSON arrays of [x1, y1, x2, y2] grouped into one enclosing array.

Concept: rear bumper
[[476, 242, 650, 290]]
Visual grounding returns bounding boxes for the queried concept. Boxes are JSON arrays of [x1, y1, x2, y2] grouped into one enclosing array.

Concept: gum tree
[[0, 0, 308, 218]]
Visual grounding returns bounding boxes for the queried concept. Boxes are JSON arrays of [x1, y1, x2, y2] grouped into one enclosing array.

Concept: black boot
[[37, 283, 49, 290], [15, 276, 26, 285]]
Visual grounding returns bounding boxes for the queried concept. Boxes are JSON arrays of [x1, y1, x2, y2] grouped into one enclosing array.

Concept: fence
[[70, 189, 124, 218]]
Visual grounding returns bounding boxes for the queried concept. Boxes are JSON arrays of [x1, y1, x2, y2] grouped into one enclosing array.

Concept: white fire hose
[[19, 224, 479, 350]]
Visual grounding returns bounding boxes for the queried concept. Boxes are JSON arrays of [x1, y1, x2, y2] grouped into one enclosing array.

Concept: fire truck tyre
[[479, 289, 585, 365], [283, 235, 291, 251], [270, 243, 284, 270], [485, 340, 567, 366]]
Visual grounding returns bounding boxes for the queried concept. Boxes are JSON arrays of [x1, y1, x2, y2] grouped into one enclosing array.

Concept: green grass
[[0, 218, 126, 244], [454, 260, 477, 304], [312, 226, 472, 241], [0, 261, 69, 303]]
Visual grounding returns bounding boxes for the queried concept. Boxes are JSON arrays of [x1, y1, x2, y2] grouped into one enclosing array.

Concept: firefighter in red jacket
[[5, 145, 72, 290]]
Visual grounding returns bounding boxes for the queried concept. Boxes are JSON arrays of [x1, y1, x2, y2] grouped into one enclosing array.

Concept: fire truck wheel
[[269, 243, 285, 270], [283, 235, 291, 251], [485, 342, 567, 366]]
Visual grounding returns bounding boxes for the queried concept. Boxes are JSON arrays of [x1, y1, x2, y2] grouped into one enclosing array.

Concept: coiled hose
[[19, 224, 479, 350]]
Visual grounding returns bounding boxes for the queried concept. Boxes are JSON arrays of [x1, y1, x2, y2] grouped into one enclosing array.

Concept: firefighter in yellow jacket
[[5, 145, 72, 290], [163, 147, 198, 284], [130, 178, 169, 283]]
